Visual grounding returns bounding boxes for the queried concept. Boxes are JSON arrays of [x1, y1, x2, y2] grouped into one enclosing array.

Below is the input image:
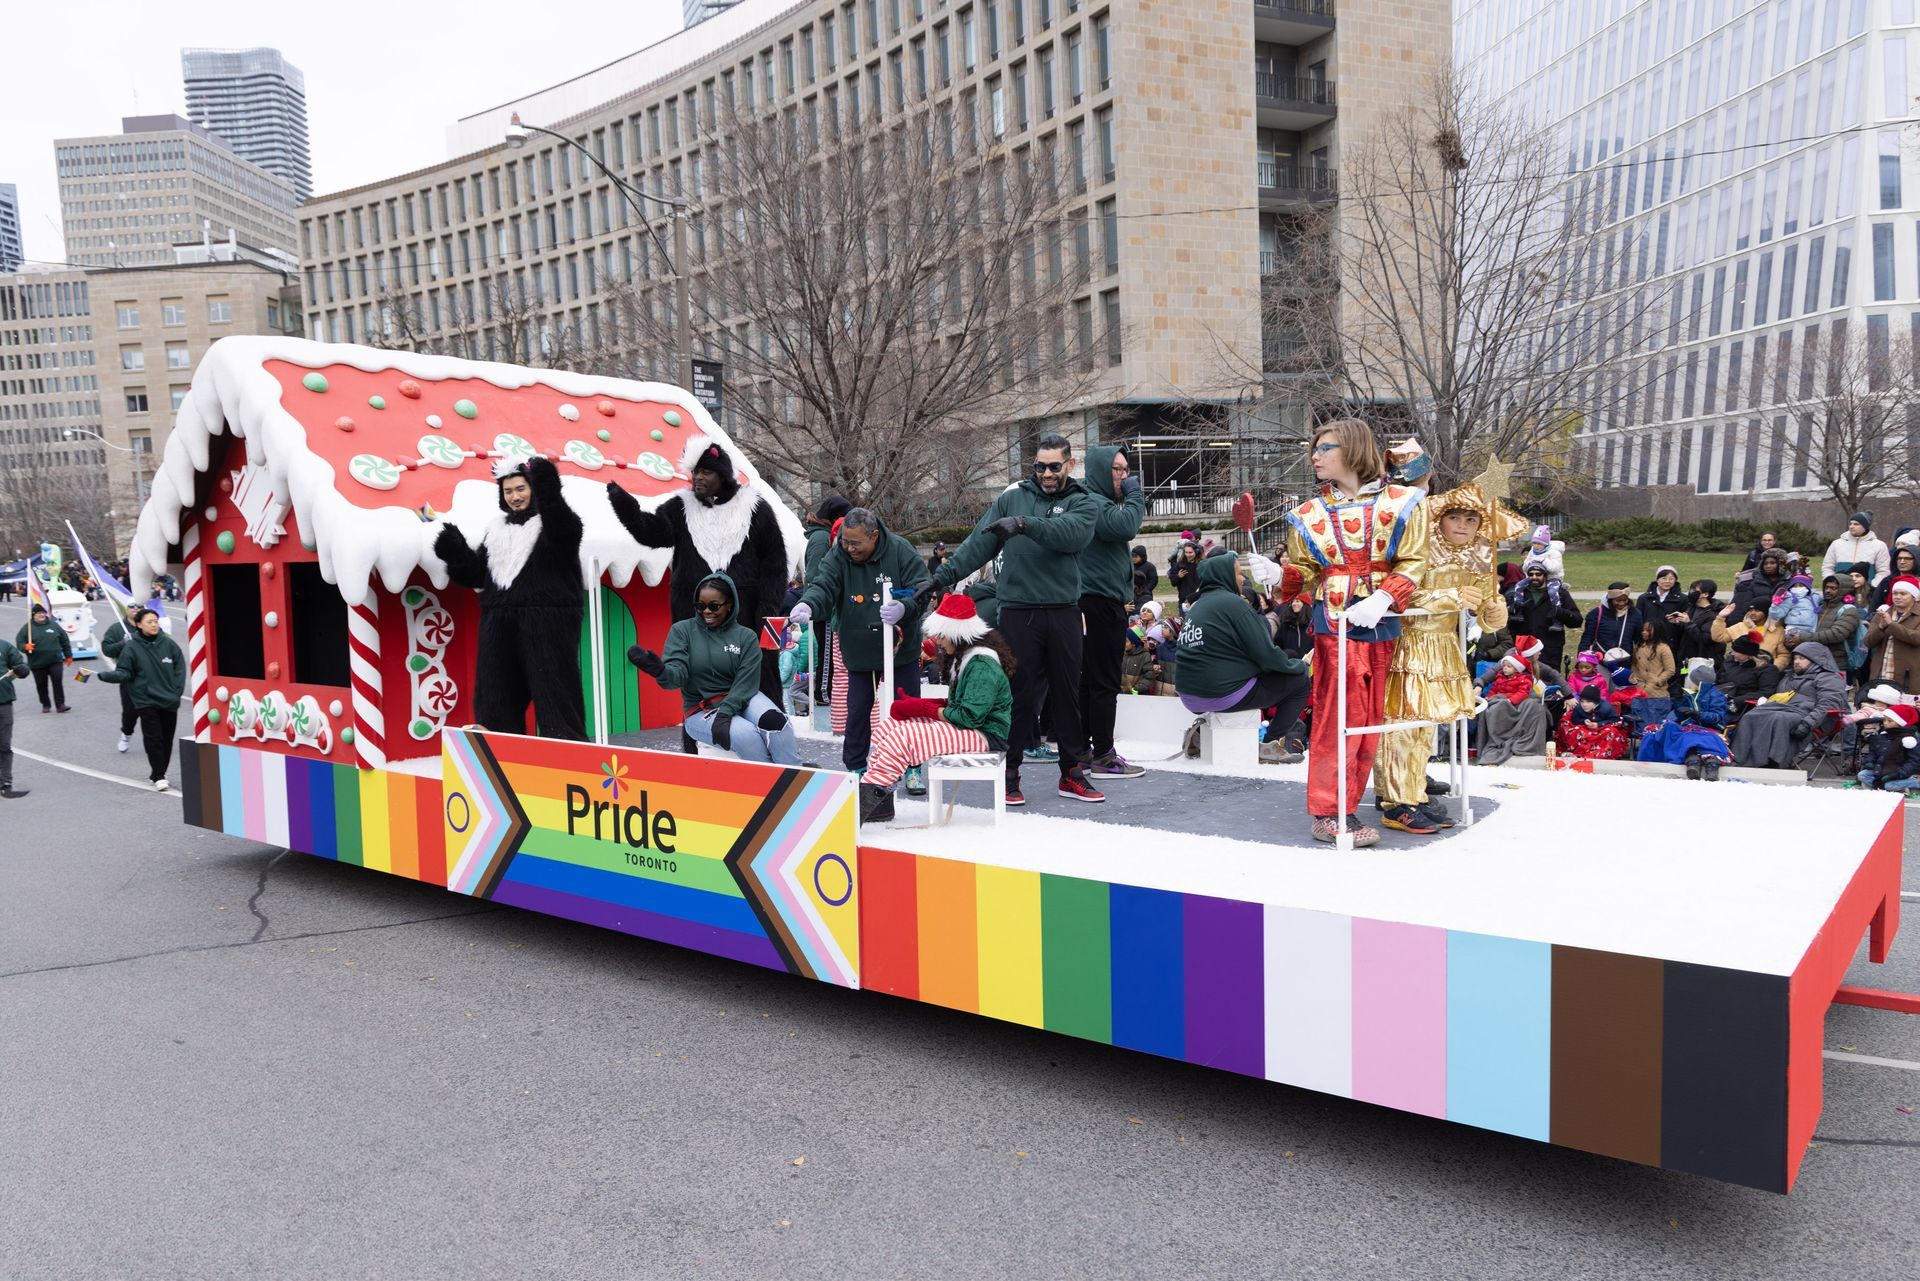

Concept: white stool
[[1196, 709, 1262, 771], [926, 752, 1006, 826]]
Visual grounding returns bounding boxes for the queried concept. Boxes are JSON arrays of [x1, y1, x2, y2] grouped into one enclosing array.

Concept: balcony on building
[[1253, 0, 1337, 45], [1257, 160, 1337, 204], [1254, 70, 1336, 131]]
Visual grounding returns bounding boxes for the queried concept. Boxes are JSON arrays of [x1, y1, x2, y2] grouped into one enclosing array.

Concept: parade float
[[134, 336, 1903, 1194]]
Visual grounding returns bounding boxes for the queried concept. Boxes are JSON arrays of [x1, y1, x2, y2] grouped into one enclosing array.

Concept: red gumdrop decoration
[[335, 416, 355, 432], [218, 475, 234, 493], [398, 379, 422, 399], [267, 661, 281, 681], [596, 399, 616, 416], [261, 562, 276, 580]]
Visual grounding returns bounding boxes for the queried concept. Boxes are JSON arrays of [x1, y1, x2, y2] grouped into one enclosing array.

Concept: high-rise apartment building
[[183, 47, 314, 201], [305, 0, 1449, 515], [684, 0, 745, 28], [56, 116, 299, 268], [1459, 0, 1919, 519], [0, 184, 22, 273]]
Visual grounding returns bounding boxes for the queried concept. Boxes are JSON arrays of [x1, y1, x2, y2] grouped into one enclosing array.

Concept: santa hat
[[1867, 683, 1907, 706], [922, 593, 991, 643], [1499, 654, 1526, 673], [1884, 704, 1918, 729], [1511, 634, 1543, 660], [1731, 631, 1765, 657], [1891, 576, 1920, 600]]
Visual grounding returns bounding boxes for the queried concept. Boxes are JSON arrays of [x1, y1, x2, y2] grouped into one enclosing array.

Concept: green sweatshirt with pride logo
[[1173, 555, 1306, 699], [935, 475, 1098, 608]]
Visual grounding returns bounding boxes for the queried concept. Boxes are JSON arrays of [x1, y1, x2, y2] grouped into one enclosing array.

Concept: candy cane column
[[348, 597, 387, 769], [183, 525, 211, 740]]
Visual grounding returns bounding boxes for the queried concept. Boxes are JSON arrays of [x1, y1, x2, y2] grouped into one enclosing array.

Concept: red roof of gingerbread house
[[132, 337, 803, 605]]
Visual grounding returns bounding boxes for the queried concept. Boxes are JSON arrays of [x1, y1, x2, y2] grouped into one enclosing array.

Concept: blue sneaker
[[1023, 743, 1059, 763], [904, 765, 927, 796]]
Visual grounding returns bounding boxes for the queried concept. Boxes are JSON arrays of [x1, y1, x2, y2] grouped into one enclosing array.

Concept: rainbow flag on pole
[[22, 563, 52, 615], [65, 522, 135, 611]]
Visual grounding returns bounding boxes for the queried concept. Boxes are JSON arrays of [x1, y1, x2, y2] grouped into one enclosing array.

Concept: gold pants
[[1374, 722, 1436, 807]]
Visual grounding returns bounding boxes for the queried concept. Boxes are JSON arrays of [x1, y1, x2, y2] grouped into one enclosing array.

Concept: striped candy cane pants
[[864, 715, 989, 788]]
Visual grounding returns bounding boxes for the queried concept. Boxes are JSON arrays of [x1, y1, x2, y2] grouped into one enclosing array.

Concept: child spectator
[[1639, 658, 1732, 777], [1874, 547, 1920, 610], [1858, 704, 1920, 791], [1474, 635, 1558, 764], [1769, 573, 1818, 638], [1558, 684, 1628, 759], [1629, 620, 1676, 700]]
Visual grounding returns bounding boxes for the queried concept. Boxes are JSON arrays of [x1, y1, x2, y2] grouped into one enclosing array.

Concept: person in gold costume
[[1375, 474, 1529, 835]]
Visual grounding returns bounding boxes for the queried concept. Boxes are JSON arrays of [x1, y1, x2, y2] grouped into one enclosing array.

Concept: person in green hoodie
[[629, 572, 799, 765], [1076, 444, 1148, 779], [801, 495, 851, 723], [92, 607, 187, 791], [920, 433, 1103, 806], [787, 507, 930, 775], [0, 632, 30, 797], [16, 602, 72, 713], [1176, 549, 1310, 754], [99, 612, 142, 753]]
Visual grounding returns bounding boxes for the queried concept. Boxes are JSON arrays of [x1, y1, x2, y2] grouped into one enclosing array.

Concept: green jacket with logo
[[102, 620, 130, 660], [15, 618, 70, 670], [1174, 555, 1305, 698], [797, 517, 930, 673], [96, 630, 187, 709], [944, 647, 1013, 746], [935, 476, 1098, 608], [1076, 444, 1147, 605], [655, 572, 762, 718], [0, 639, 28, 706]]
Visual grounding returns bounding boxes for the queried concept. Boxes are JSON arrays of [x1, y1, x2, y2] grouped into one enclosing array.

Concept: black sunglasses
[[1033, 460, 1066, 473], [696, 600, 730, 613]]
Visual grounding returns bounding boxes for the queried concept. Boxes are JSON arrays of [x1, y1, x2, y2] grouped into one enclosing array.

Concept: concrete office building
[[183, 47, 315, 201], [56, 116, 299, 268], [686, 0, 748, 28], [1459, 0, 1920, 522], [0, 184, 22, 273], [0, 246, 301, 551], [305, 0, 1449, 516]]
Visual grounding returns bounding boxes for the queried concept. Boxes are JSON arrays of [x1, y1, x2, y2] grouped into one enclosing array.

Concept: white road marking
[[1825, 1049, 1920, 1072], [13, 748, 168, 795]]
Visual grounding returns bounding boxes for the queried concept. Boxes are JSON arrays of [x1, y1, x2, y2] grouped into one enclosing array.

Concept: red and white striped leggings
[[865, 715, 989, 787]]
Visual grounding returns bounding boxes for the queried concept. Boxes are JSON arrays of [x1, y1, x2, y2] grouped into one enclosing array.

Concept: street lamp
[[64, 427, 148, 530], [507, 112, 694, 388]]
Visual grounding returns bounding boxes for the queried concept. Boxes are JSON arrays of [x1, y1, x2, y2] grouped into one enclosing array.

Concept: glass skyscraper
[[1457, 0, 1918, 503], [183, 47, 313, 202]]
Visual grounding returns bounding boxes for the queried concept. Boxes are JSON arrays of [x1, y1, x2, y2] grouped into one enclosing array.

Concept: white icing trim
[[131, 336, 797, 607]]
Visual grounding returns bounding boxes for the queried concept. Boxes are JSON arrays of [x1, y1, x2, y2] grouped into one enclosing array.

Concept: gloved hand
[[878, 599, 905, 625], [986, 515, 1027, 542], [1119, 476, 1142, 498], [1342, 590, 1395, 630], [710, 713, 733, 752], [1773, 588, 1790, 605], [788, 601, 813, 626], [890, 697, 943, 720], [627, 645, 665, 678]]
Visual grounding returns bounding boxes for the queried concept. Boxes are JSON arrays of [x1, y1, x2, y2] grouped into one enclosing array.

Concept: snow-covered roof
[[132, 336, 803, 607]]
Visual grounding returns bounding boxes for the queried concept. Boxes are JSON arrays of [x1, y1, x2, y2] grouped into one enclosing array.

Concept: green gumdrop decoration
[[368, 395, 387, 409], [412, 718, 433, 738], [597, 429, 612, 443], [215, 531, 236, 554], [454, 399, 479, 419], [650, 429, 665, 442], [408, 654, 429, 673], [302, 372, 329, 393], [208, 707, 223, 724], [403, 587, 425, 606], [662, 410, 682, 427], [341, 727, 356, 745]]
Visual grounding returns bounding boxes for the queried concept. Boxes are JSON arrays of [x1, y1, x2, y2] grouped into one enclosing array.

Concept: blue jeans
[[685, 692, 799, 765]]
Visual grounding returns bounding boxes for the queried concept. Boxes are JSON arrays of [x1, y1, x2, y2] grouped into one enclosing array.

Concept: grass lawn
[[1557, 549, 1748, 594]]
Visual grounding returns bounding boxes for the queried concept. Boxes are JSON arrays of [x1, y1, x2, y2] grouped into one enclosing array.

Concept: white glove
[[878, 599, 905, 626], [1343, 591, 1395, 629], [788, 601, 813, 626], [1245, 552, 1285, 589]]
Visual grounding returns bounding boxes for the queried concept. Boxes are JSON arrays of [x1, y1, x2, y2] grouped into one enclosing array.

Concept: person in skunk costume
[[605, 434, 797, 706], [431, 454, 588, 740]]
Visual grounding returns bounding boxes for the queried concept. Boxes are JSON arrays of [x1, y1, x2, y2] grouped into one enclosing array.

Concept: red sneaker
[[1005, 773, 1025, 807], [1057, 769, 1106, 803]]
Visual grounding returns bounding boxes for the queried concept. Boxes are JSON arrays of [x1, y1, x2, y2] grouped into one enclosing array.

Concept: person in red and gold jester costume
[[1280, 419, 1428, 847]]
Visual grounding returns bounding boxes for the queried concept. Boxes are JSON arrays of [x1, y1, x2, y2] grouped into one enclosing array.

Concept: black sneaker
[[1701, 757, 1723, 782], [1417, 801, 1455, 829], [1005, 773, 1025, 807], [1425, 777, 1452, 796], [858, 782, 896, 824], [0, 788, 27, 799], [1381, 804, 1440, 835]]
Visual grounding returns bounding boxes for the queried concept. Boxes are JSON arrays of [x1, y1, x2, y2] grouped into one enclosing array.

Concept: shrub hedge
[[1559, 516, 1830, 555]]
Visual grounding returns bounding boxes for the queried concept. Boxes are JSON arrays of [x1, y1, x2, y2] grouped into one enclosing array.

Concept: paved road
[[2, 638, 1917, 1279]]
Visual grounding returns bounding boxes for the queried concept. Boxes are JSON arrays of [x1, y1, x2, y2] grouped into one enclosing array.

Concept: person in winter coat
[[1628, 619, 1676, 700], [1721, 631, 1784, 711], [1175, 551, 1310, 756], [1810, 575, 1863, 677], [629, 572, 798, 765], [1579, 583, 1643, 657], [99, 614, 141, 753], [1520, 525, 1566, 580], [1473, 637, 1558, 765], [1075, 444, 1148, 779], [0, 632, 29, 797], [1867, 575, 1920, 689], [1741, 531, 1781, 573], [1858, 704, 1920, 791], [1714, 600, 1788, 669], [922, 432, 1103, 806], [1130, 545, 1159, 611], [91, 607, 186, 790], [1637, 566, 1691, 646], [15, 602, 71, 713], [1733, 550, 1791, 616], [1823, 512, 1891, 586], [1168, 542, 1201, 612], [1639, 658, 1732, 776], [1677, 580, 1725, 668], [803, 495, 851, 581], [434, 455, 589, 740], [1505, 563, 1583, 673], [1731, 642, 1850, 768], [1874, 546, 1920, 610], [1558, 682, 1629, 759], [788, 508, 931, 774], [1769, 573, 1819, 638]]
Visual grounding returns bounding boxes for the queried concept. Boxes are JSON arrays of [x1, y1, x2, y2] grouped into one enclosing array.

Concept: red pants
[[1308, 631, 1395, 818]]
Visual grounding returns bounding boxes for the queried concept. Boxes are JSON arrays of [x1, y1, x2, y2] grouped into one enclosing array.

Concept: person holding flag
[[16, 577, 73, 714]]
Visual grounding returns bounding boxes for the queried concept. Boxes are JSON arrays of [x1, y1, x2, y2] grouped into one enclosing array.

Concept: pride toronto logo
[[566, 754, 680, 869]]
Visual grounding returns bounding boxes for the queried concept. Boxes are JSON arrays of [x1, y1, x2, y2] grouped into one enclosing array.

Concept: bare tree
[[373, 279, 598, 371], [600, 102, 1102, 529], [1255, 68, 1673, 494], [1775, 324, 1920, 515], [0, 459, 113, 560]]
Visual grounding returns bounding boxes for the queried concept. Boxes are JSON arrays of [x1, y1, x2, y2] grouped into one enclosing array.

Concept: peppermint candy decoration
[[493, 433, 535, 463], [563, 440, 605, 470], [227, 690, 255, 735], [557, 403, 581, 422], [636, 451, 676, 480], [349, 453, 401, 490], [258, 690, 288, 735], [417, 434, 466, 469], [416, 607, 455, 650], [420, 673, 460, 717]]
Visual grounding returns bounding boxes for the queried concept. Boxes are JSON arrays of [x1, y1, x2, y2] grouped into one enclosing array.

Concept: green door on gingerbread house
[[580, 585, 643, 736]]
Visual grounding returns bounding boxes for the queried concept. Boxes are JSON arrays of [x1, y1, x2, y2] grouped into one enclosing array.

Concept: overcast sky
[[2, 0, 683, 266]]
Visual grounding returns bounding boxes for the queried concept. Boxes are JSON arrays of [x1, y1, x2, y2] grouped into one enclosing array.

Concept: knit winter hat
[[1789, 574, 1813, 589], [1686, 657, 1716, 685], [1868, 683, 1907, 706], [1884, 704, 1918, 729], [1578, 684, 1605, 703], [1892, 576, 1920, 600], [1511, 634, 1543, 659], [922, 593, 991, 643], [1574, 649, 1603, 668], [813, 494, 852, 523], [1853, 511, 1874, 530], [1731, 632, 1764, 657], [1655, 564, 1679, 581], [1530, 524, 1551, 546]]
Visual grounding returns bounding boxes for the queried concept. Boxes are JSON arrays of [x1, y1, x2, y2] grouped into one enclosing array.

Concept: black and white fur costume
[[606, 434, 799, 703], [432, 455, 588, 740]]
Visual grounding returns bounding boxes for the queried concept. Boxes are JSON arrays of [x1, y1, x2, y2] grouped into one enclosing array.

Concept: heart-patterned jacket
[[1279, 478, 1428, 640]]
